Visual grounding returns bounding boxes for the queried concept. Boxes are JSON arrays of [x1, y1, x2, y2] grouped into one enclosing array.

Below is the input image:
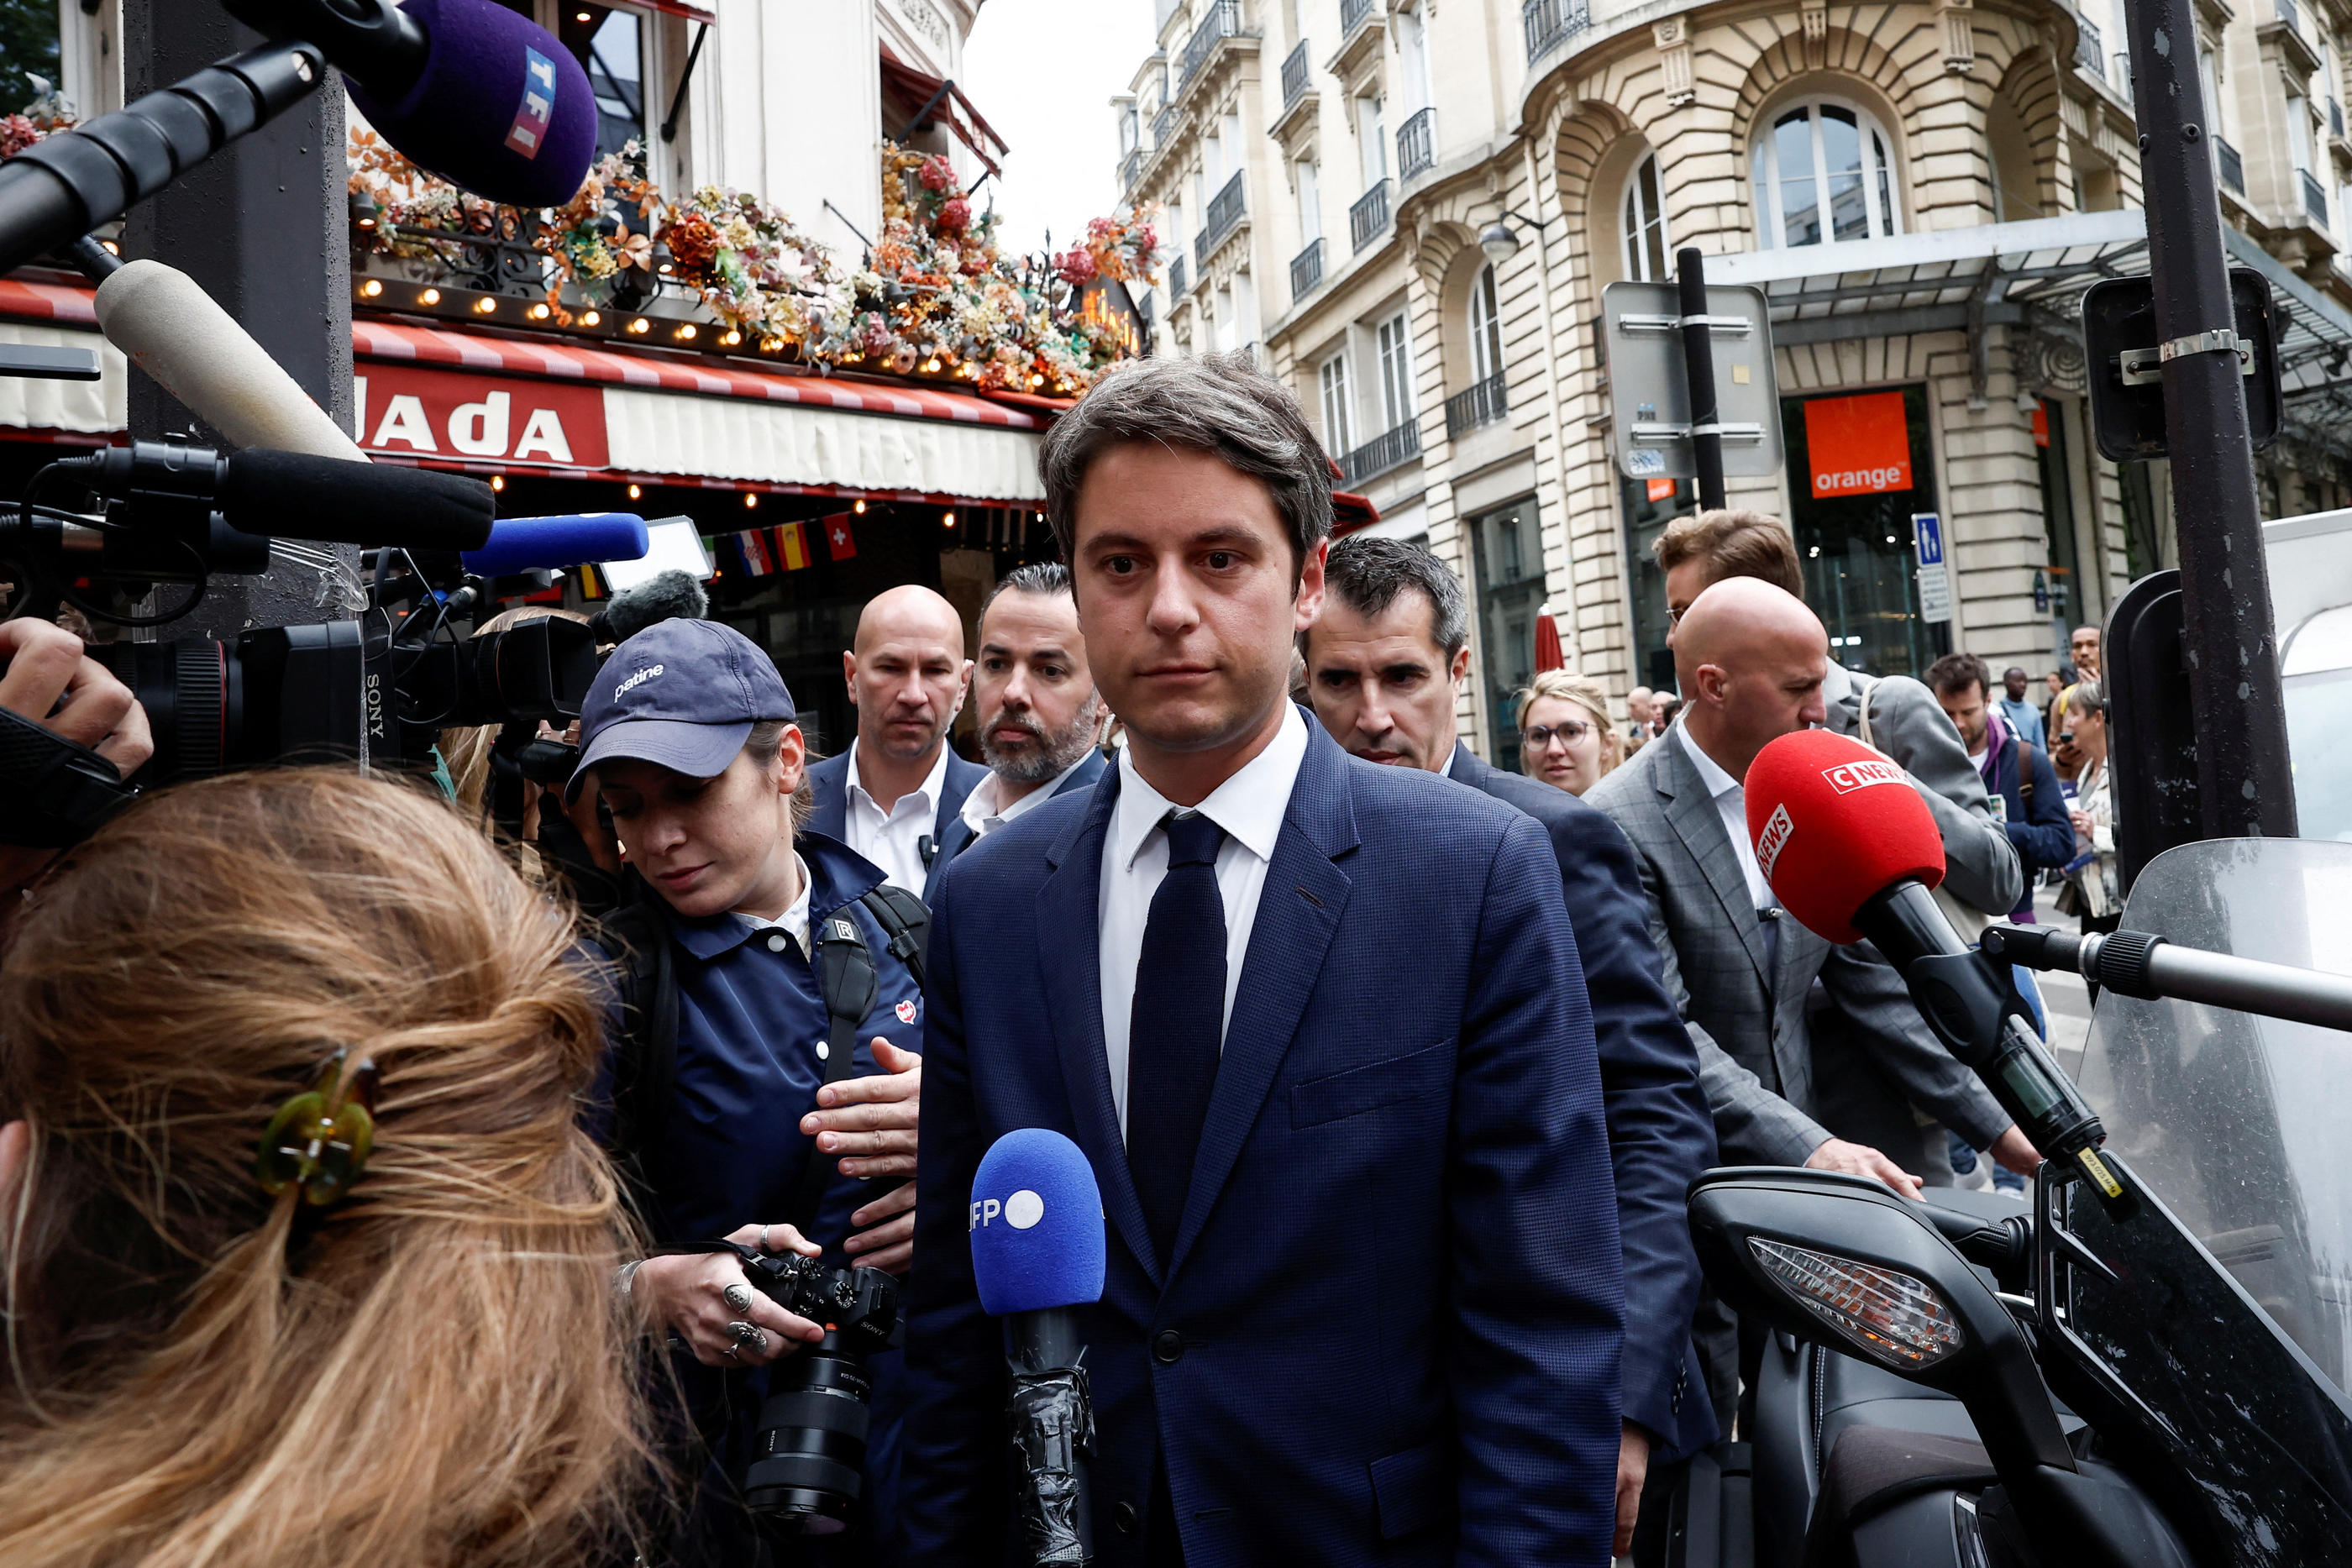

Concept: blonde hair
[[0, 770, 653, 1568], [1514, 670, 1627, 776]]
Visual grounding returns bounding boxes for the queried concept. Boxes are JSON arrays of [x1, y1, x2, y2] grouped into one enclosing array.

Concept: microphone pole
[[1005, 1313, 1097, 1566]]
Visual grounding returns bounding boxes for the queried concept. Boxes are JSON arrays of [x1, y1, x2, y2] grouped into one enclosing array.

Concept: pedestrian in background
[[1519, 669, 1625, 796], [2055, 679, 2120, 938], [1625, 684, 1656, 754], [1927, 654, 2074, 923], [1995, 665, 2047, 752]]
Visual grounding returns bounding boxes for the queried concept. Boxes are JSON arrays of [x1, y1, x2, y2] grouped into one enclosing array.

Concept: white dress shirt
[[1677, 720, 1782, 968], [958, 753, 1090, 843], [1099, 705, 1309, 1138], [734, 853, 815, 958], [843, 742, 950, 895]]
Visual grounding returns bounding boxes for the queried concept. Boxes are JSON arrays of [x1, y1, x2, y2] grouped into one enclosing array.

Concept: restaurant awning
[[879, 47, 1011, 178], [0, 281, 1050, 506]]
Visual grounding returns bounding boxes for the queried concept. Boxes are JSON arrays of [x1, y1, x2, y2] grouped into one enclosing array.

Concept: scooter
[[1666, 836, 2352, 1568]]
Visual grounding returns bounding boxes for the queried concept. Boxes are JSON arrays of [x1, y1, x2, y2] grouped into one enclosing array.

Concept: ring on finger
[[722, 1282, 756, 1315], [727, 1319, 768, 1356]]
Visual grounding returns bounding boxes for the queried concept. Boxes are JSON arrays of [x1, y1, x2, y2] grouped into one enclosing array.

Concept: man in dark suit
[[804, 583, 986, 902], [900, 352, 1625, 1565], [1300, 534, 1717, 1559], [934, 562, 1109, 864]]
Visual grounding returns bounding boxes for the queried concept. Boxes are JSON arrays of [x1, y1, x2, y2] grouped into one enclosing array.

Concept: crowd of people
[[0, 350, 2122, 1568]]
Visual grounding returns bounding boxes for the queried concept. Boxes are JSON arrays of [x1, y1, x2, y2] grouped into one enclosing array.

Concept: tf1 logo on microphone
[[1822, 758, 1905, 794], [970, 1188, 1047, 1232]]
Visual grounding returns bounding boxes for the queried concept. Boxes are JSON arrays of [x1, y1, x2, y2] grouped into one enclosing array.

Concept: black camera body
[[740, 1251, 900, 1536]]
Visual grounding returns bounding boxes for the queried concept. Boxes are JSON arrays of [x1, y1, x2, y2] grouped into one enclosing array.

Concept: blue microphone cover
[[346, 0, 597, 209], [465, 512, 648, 576], [971, 1129, 1106, 1316]]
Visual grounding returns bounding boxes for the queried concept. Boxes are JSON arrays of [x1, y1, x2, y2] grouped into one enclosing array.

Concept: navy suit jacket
[[931, 745, 1110, 866], [1446, 743, 1719, 1458], [900, 718, 1625, 1566], [805, 743, 988, 903]]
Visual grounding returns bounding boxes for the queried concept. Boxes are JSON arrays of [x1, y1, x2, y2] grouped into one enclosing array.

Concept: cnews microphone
[[229, 0, 598, 209], [1745, 729, 2132, 1214], [461, 512, 648, 577], [94, 261, 366, 463], [62, 441, 494, 553], [973, 1129, 1105, 1568]]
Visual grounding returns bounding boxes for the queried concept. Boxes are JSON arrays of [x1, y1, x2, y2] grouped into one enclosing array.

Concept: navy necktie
[[1126, 809, 1229, 1266]]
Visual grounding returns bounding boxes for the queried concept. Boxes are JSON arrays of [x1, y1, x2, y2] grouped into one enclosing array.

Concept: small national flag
[[576, 563, 608, 600], [826, 511, 858, 561], [739, 526, 776, 576], [777, 520, 811, 570]]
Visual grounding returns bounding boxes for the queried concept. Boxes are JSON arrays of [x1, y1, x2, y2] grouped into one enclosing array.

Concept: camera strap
[[0, 705, 141, 847]]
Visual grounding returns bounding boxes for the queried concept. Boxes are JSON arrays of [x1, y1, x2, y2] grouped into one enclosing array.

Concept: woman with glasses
[[1516, 670, 1626, 796]]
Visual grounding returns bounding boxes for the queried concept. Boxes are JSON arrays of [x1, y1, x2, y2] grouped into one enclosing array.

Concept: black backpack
[[591, 876, 930, 1245]]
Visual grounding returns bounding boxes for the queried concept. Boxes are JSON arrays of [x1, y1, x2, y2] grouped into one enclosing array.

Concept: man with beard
[[936, 563, 1110, 863]]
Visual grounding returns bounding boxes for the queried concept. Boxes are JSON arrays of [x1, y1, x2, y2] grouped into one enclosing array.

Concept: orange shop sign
[[1803, 391, 1911, 498], [352, 365, 611, 469]]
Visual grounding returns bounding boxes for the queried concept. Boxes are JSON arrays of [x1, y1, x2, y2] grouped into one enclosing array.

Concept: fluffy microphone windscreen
[[219, 449, 495, 553], [1744, 728, 1946, 944], [345, 0, 596, 209], [463, 512, 648, 577], [95, 262, 367, 463], [971, 1129, 1106, 1317], [594, 569, 708, 644]]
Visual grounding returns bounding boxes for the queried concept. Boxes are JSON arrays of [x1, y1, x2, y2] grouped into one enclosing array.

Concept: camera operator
[[568, 617, 925, 1560], [0, 619, 153, 910]]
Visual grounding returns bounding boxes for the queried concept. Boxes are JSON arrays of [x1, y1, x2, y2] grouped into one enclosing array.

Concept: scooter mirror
[[1688, 1167, 2076, 1475]]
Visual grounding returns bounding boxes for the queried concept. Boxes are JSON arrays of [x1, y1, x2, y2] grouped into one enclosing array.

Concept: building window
[[1467, 264, 1503, 384], [1320, 353, 1355, 454], [1751, 97, 1903, 250], [1357, 94, 1388, 187], [1622, 152, 1668, 281], [1297, 159, 1321, 241], [560, 5, 647, 165], [1376, 312, 1414, 430]]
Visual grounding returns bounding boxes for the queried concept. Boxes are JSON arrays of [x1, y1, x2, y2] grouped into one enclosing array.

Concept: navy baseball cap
[[565, 619, 795, 804]]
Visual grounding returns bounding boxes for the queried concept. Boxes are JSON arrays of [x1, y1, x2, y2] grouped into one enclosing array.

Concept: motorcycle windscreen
[[2049, 836, 2352, 1562]]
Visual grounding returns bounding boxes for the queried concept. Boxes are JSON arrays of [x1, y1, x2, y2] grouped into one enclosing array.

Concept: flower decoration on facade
[[346, 129, 1147, 395]]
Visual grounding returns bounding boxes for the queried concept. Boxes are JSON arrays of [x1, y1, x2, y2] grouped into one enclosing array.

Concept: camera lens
[[93, 637, 242, 784], [745, 1330, 872, 1535]]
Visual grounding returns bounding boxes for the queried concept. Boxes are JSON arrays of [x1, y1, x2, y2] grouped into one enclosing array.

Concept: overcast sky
[[961, 0, 1159, 259]]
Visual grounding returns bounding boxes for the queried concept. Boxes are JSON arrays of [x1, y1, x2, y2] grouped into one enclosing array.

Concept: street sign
[[1604, 280, 1783, 481], [2081, 267, 2281, 461], [1913, 511, 1952, 625]]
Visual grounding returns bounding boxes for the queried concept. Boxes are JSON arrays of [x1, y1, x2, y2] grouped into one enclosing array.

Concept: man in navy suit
[[934, 562, 1110, 864], [1301, 535, 1718, 1559], [804, 584, 987, 902], [900, 352, 1624, 1565]]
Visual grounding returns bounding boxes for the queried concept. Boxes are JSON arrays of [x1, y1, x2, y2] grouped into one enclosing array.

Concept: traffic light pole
[[2120, 0, 2297, 836]]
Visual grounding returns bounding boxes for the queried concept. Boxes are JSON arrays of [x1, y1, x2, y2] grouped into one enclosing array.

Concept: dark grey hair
[[1038, 350, 1333, 570], [979, 560, 1073, 619], [1320, 535, 1470, 660]]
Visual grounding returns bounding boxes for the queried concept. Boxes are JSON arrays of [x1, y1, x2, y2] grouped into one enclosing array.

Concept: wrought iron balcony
[[1281, 39, 1310, 109], [2276, 0, 2300, 34], [1181, 0, 1243, 89], [2074, 14, 2103, 76], [1168, 254, 1188, 297], [1444, 371, 1508, 438], [1153, 104, 1178, 146], [1194, 170, 1245, 267], [1341, 417, 1420, 485], [1523, 0, 1592, 64], [1341, 0, 1377, 40], [1121, 149, 1142, 192], [1397, 107, 1436, 181], [2217, 136, 2245, 195], [2303, 166, 2329, 227], [1350, 179, 1391, 253], [1289, 237, 1325, 300]]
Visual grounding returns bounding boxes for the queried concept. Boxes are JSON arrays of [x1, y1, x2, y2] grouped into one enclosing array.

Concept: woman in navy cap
[[565, 616, 926, 1560]]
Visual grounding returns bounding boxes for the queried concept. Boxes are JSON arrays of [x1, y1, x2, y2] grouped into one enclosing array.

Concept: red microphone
[[1743, 729, 1945, 944]]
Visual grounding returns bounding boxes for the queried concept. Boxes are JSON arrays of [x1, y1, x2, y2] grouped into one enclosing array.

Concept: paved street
[[2023, 879, 2095, 1077]]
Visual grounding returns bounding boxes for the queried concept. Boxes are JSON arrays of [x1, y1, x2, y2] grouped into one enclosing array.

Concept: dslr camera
[[738, 1247, 901, 1536]]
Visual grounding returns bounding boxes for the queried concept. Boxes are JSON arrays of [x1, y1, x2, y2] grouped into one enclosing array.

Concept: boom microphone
[[972, 1129, 1104, 1567], [460, 512, 648, 577], [94, 261, 366, 461], [1745, 730, 2132, 1212], [61, 441, 494, 553], [589, 569, 707, 645], [228, 0, 598, 209]]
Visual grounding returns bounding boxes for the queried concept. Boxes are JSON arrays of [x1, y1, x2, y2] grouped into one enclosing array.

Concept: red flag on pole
[[825, 512, 858, 561]]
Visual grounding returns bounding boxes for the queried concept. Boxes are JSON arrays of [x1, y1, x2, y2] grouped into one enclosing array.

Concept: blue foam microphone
[[463, 513, 648, 578], [972, 1129, 1103, 1565]]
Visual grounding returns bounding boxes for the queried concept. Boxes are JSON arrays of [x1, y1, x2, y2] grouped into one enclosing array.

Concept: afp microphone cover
[[971, 1129, 1105, 1316]]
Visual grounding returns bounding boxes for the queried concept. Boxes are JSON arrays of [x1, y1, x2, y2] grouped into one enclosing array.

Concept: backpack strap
[[2015, 737, 2034, 801], [781, 901, 889, 1235], [857, 883, 930, 987], [591, 888, 680, 1243]]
